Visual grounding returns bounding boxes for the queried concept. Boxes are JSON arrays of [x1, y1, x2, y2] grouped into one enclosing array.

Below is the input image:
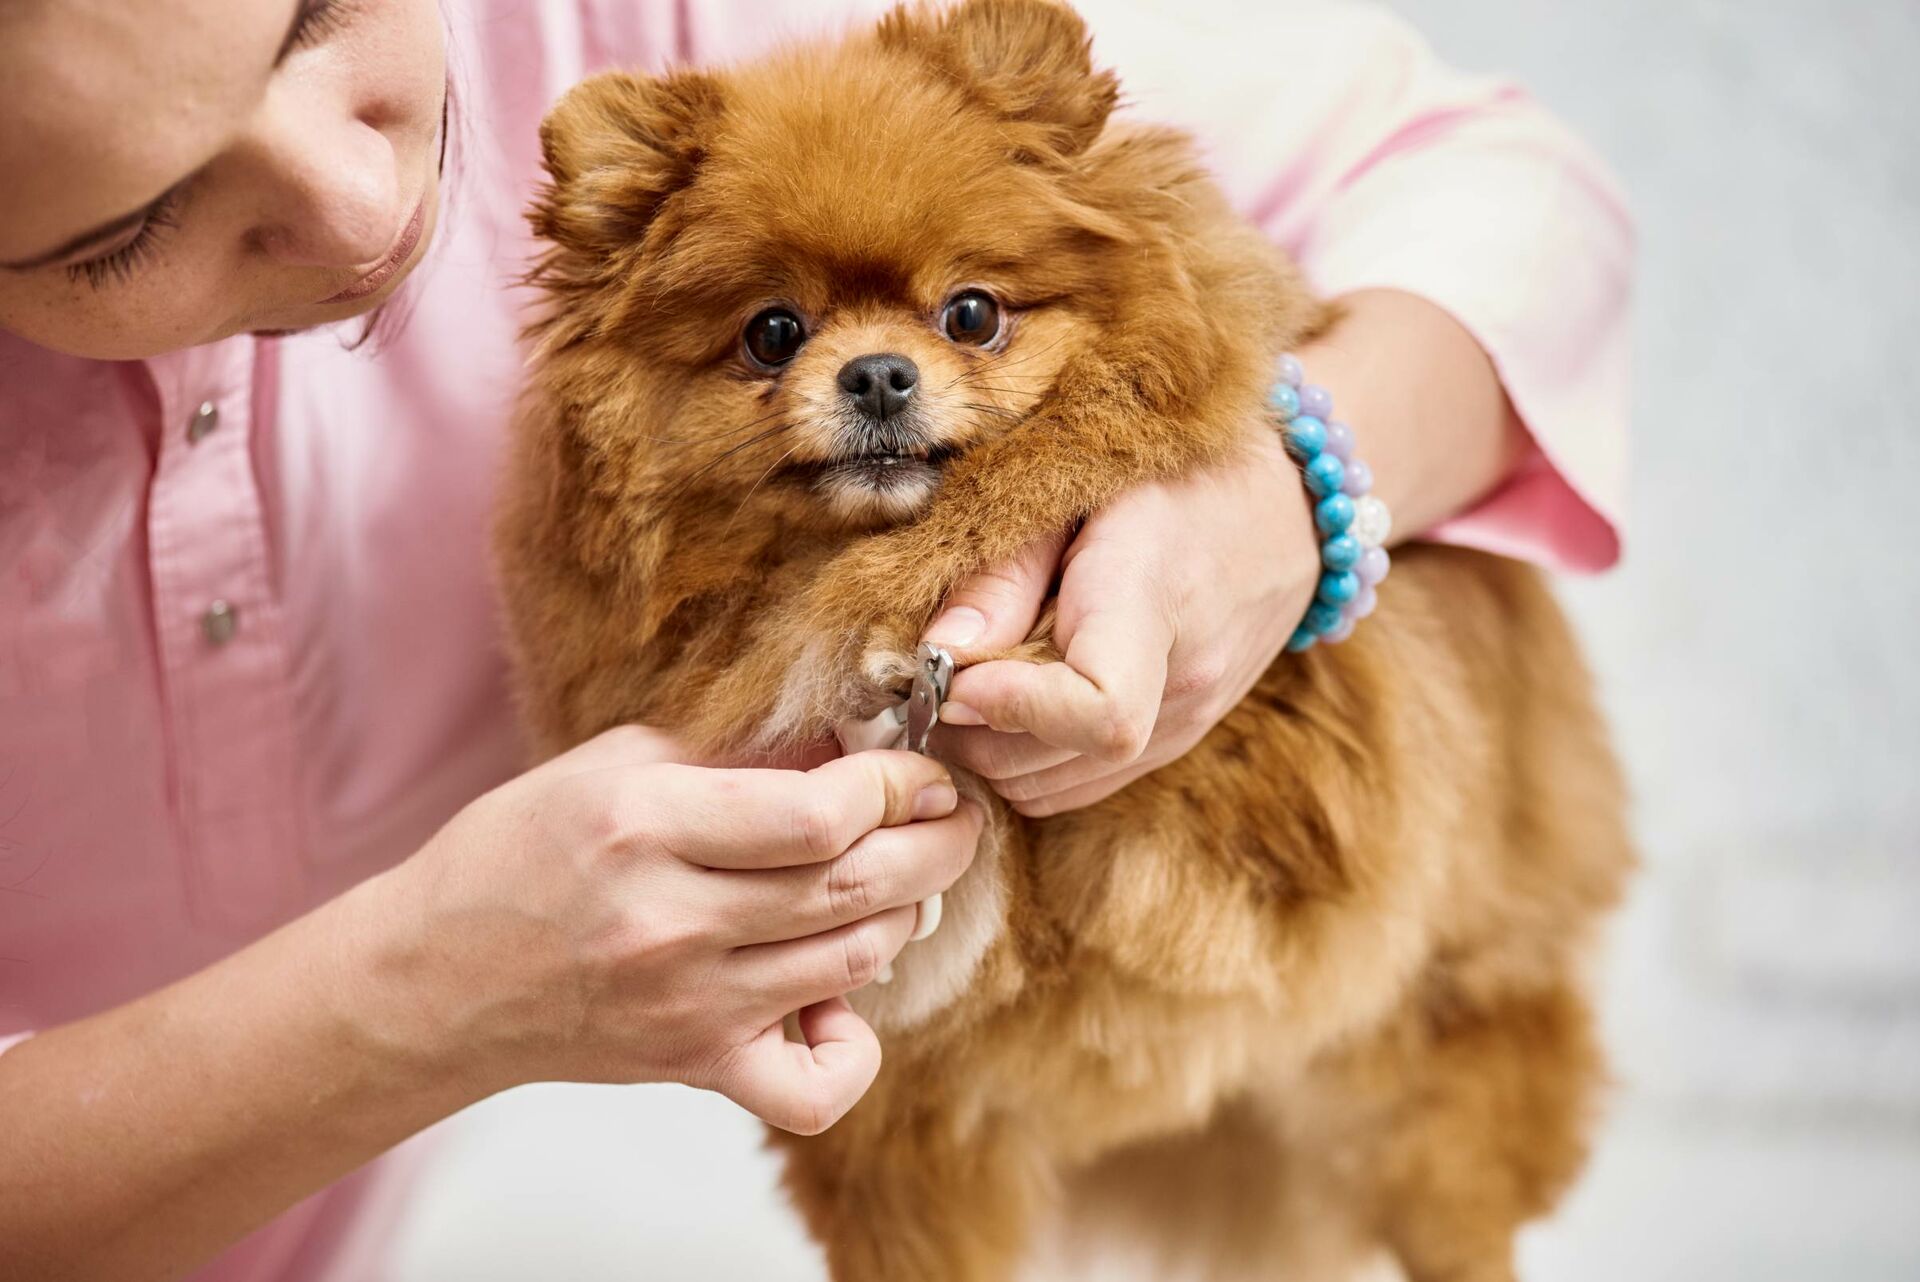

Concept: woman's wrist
[[317, 860, 507, 1108], [1269, 358, 1394, 650], [1290, 289, 1528, 540]]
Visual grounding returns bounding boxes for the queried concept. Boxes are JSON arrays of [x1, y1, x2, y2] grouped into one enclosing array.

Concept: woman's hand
[[0, 731, 974, 1282], [925, 426, 1319, 816], [360, 726, 981, 1134]]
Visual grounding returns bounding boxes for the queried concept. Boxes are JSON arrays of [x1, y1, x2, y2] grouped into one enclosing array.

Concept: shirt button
[[201, 600, 240, 647], [187, 400, 220, 444]]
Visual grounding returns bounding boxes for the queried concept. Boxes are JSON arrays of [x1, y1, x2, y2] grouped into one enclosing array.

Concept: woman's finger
[[640, 751, 957, 870], [704, 802, 983, 946], [711, 999, 881, 1135], [538, 723, 689, 777], [930, 724, 1079, 781], [991, 750, 1118, 804], [941, 609, 1173, 763], [921, 528, 1068, 663], [1006, 755, 1170, 819], [941, 528, 1178, 762], [726, 905, 919, 1013]]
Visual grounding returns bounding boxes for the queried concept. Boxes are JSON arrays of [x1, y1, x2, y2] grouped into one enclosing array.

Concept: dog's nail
[[938, 702, 984, 727], [925, 606, 986, 649], [912, 782, 958, 819]]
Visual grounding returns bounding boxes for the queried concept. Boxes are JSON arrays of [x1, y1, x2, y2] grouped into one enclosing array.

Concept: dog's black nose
[[837, 353, 919, 421]]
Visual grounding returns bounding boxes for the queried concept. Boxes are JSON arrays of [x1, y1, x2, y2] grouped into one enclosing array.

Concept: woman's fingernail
[[938, 702, 985, 727], [925, 607, 986, 649], [912, 782, 958, 819]]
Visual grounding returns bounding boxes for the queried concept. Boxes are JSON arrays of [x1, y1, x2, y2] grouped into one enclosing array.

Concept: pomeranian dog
[[497, 1, 1632, 1278]]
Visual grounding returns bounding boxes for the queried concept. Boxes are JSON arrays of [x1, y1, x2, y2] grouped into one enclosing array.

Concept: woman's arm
[[0, 730, 979, 1281], [1296, 288, 1528, 544], [0, 878, 472, 1282]]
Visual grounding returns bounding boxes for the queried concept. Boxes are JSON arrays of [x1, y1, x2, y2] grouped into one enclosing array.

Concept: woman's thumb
[[921, 529, 1066, 663]]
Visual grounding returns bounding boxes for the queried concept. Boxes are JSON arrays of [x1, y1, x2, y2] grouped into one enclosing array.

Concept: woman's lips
[[319, 198, 427, 306]]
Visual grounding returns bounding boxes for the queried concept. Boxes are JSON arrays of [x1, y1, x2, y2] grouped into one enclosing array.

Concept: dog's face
[[529, 0, 1126, 534]]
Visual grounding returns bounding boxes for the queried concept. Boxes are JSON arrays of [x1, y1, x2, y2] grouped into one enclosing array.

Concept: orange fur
[[497, 3, 1633, 1277]]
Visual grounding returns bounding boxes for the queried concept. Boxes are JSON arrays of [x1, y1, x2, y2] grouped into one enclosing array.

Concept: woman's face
[[0, 0, 446, 360]]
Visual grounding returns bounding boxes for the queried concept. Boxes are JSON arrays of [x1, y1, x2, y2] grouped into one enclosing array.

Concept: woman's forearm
[[0, 869, 475, 1282], [1294, 288, 1529, 539]]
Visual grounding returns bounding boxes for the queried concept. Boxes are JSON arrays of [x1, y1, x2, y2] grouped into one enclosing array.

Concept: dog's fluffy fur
[[498, 3, 1633, 1278]]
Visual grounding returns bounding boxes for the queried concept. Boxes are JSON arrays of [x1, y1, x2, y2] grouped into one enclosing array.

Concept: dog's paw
[[855, 624, 920, 704], [983, 598, 1062, 666]]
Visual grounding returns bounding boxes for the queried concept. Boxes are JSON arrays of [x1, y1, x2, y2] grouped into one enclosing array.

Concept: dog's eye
[[941, 291, 1001, 346], [743, 308, 807, 367]]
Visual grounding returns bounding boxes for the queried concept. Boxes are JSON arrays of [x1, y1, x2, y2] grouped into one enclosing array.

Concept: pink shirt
[[0, 2, 1632, 1278]]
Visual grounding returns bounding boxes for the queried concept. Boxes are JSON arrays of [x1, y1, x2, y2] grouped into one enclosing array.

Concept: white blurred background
[[390, 2, 1920, 1278]]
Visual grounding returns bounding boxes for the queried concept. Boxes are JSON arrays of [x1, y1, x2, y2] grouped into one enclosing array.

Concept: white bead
[[1351, 495, 1392, 548]]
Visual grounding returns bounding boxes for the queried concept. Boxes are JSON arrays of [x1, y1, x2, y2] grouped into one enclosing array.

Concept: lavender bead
[[1299, 383, 1333, 421], [1321, 615, 1356, 644], [1322, 420, 1355, 461], [1276, 354, 1304, 388], [1340, 458, 1373, 497], [1355, 546, 1391, 587], [1350, 584, 1378, 619]]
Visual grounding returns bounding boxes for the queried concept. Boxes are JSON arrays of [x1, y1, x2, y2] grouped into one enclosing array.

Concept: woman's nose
[[240, 93, 403, 269]]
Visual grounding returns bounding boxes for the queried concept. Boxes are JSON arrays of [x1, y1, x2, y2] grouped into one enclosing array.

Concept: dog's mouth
[[789, 441, 961, 494]]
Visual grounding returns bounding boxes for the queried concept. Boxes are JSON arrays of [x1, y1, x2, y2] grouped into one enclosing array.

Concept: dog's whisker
[[939, 337, 1068, 392], [942, 384, 1039, 398], [952, 401, 1026, 423], [725, 439, 808, 531], [965, 333, 1070, 379], [681, 420, 797, 486], [625, 403, 791, 446]]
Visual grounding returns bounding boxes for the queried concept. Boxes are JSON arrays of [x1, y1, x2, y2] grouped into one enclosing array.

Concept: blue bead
[[1269, 384, 1301, 420], [1317, 570, 1360, 605], [1321, 533, 1362, 572], [1285, 626, 1318, 653], [1304, 601, 1345, 635], [1284, 415, 1327, 459], [1303, 453, 1346, 497], [1314, 492, 1355, 535]]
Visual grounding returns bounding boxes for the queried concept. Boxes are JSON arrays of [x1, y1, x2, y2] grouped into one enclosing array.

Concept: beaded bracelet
[[1269, 354, 1392, 652]]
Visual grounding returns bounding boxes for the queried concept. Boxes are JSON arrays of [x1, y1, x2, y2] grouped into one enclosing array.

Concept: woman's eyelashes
[[67, 193, 180, 291], [288, 0, 351, 52]]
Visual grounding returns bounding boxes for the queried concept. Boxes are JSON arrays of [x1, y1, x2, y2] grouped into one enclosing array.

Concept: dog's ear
[[878, 0, 1118, 161], [531, 69, 725, 257]]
